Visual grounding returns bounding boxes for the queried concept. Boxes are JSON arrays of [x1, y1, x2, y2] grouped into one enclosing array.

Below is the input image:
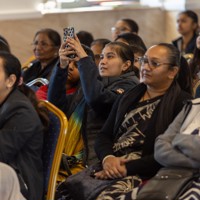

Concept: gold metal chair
[[39, 100, 68, 200]]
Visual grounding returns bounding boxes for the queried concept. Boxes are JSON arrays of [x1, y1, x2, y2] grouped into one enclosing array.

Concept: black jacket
[[48, 56, 139, 165], [22, 57, 59, 84], [95, 83, 192, 179], [172, 34, 197, 55], [0, 89, 44, 200]]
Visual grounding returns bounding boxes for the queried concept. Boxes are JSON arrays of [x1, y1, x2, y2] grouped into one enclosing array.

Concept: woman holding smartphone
[[48, 33, 139, 194]]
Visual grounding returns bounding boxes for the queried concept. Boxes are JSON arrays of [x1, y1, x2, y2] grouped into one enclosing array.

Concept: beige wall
[[0, 7, 199, 65]]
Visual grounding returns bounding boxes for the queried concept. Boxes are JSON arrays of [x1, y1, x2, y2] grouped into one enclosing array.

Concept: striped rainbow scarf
[[58, 98, 86, 181]]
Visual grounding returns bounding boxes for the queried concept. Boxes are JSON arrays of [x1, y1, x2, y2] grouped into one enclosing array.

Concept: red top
[[36, 85, 76, 100]]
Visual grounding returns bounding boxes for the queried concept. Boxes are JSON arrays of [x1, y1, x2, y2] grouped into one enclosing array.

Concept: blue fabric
[[42, 111, 61, 194]]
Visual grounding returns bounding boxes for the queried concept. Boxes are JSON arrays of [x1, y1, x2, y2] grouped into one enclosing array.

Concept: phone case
[[63, 27, 74, 42], [63, 27, 76, 58]]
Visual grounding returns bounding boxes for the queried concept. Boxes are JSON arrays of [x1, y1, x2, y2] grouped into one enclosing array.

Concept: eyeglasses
[[111, 27, 130, 33], [31, 41, 54, 48], [139, 56, 172, 69]]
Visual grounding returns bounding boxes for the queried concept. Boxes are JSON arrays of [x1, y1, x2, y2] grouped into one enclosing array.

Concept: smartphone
[[63, 27, 76, 58]]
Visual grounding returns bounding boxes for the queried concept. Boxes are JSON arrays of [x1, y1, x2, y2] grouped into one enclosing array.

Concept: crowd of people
[[0, 9, 200, 200]]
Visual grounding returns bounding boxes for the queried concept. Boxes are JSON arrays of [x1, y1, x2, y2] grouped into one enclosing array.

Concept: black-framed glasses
[[139, 56, 172, 69]]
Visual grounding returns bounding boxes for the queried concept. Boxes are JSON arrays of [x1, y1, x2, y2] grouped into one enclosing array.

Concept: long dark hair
[[153, 43, 192, 133], [18, 84, 50, 133], [157, 43, 192, 95]]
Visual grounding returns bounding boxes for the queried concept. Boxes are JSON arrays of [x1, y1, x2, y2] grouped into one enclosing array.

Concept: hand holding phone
[[63, 27, 76, 58]]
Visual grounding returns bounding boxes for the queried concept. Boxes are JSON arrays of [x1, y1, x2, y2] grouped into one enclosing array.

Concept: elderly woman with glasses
[[22, 28, 61, 84], [63, 43, 192, 200]]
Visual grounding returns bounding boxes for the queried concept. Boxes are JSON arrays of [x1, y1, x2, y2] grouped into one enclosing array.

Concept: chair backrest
[[26, 78, 49, 92], [26, 78, 49, 87], [39, 100, 68, 200]]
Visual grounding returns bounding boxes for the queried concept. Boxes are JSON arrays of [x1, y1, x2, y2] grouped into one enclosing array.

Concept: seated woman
[[62, 43, 192, 200], [48, 36, 139, 186], [0, 52, 45, 200], [22, 28, 61, 84], [36, 60, 79, 100]]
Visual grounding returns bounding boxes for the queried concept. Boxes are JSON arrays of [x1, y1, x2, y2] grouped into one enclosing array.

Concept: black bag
[[56, 163, 118, 200], [136, 167, 200, 200]]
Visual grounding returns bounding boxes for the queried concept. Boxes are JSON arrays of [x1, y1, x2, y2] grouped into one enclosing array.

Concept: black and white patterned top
[[113, 97, 161, 160]]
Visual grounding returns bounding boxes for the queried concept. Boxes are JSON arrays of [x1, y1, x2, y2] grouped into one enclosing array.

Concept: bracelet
[[102, 155, 115, 165]]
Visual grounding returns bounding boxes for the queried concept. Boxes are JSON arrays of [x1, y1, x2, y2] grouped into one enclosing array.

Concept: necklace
[[141, 90, 151, 102], [146, 90, 152, 99]]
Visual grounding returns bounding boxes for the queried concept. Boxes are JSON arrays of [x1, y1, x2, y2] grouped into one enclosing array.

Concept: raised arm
[[48, 65, 69, 112], [48, 42, 74, 113]]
